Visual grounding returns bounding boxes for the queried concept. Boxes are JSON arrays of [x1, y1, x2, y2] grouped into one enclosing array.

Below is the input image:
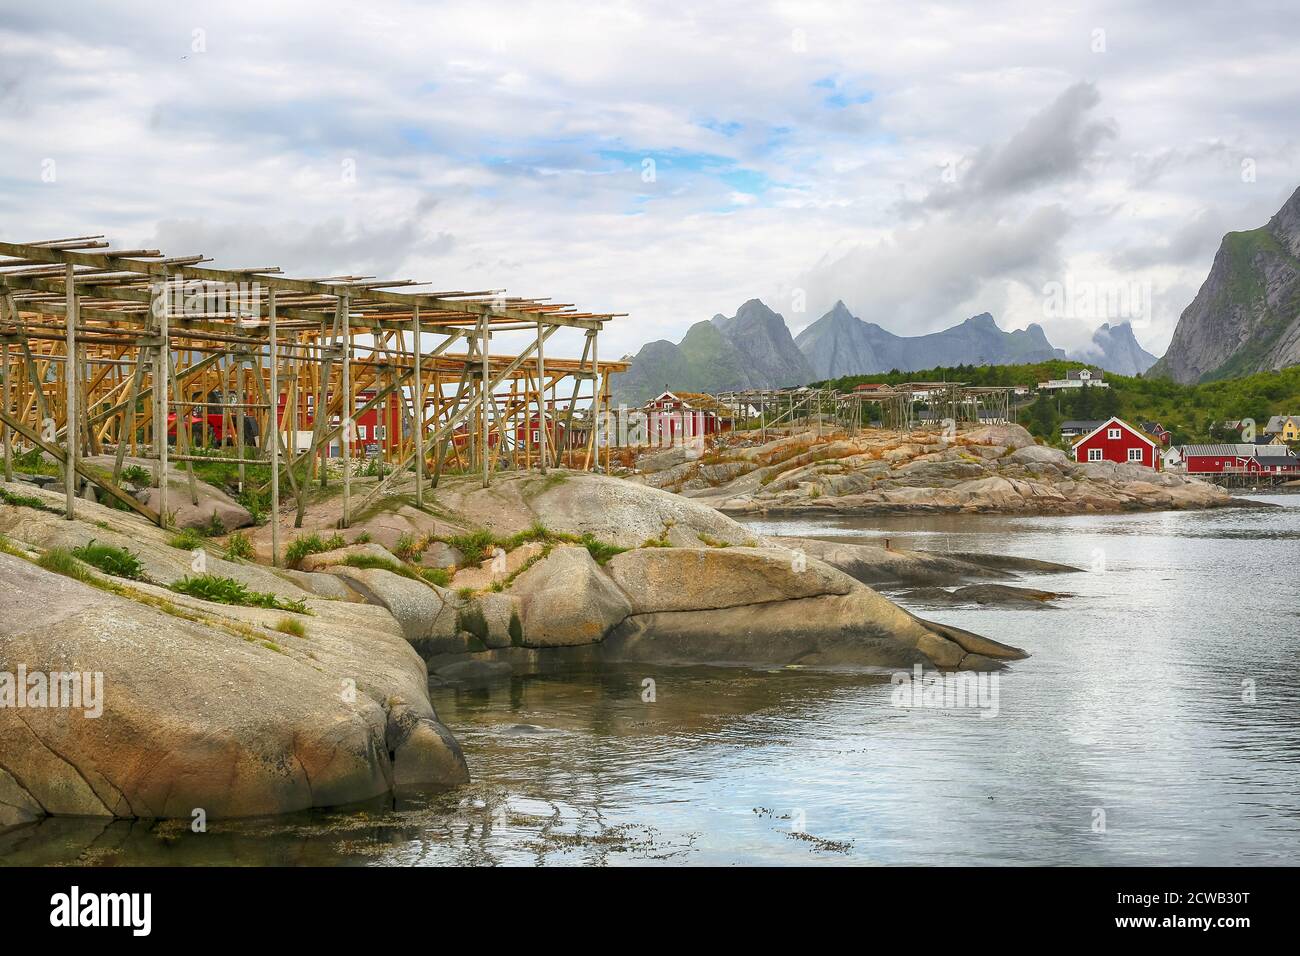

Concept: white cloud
[[1, 0, 1297, 360]]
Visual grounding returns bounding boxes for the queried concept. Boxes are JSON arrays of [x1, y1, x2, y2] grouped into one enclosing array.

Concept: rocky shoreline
[[1, 466, 1068, 826], [635, 424, 1241, 516]]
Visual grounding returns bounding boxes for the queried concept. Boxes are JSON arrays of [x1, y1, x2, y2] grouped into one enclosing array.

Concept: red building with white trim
[[1071, 417, 1158, 469], [1180, 443, 1300, 475]]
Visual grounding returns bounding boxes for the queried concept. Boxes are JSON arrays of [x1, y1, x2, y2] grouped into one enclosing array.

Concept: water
[[5, 495, 1299, 865]]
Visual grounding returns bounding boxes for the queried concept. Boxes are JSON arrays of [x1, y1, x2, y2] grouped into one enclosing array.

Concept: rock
[[900, 584, 1066, 606], [299, 542, 401, 572], [509, 546, 632, 647], [419, 540, 463, 568], [0, 551, 467, 819], [325, 566, 462, 657], [275, 568, 365, 601], [386, 703, 469, 788], [605, 546, 855, 614], [457, 592, 522, 650], [1009, 444, 1070, 466], [434, 471, 757, 549], [431, 659, 513, 684], [605, 588, 1025, 670]]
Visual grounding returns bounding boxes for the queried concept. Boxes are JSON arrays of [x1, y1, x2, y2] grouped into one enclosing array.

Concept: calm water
[[5, 495, 1299, 865]]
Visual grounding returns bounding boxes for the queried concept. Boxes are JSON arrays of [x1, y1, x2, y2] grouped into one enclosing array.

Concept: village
[[584, 375, 1300, 490]]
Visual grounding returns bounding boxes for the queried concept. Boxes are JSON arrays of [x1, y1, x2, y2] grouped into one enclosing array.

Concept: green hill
[[818, 361, 1300, 446]]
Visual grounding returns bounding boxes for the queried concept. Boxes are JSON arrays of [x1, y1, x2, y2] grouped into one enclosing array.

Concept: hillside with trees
[[817, 361, 1300, 446]]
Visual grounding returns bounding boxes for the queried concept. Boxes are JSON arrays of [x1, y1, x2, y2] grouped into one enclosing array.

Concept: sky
[[2, 0, 1298, 362]]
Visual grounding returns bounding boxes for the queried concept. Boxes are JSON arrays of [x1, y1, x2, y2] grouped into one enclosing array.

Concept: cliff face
[[1150, 186, 1300, 383], [795, 303, 1063, 378]]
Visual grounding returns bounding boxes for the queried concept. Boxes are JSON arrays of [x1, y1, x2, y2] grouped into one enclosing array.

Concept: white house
[[1038, 368, 1110, 391]]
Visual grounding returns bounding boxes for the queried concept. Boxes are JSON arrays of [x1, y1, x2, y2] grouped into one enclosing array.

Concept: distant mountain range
[[613, 300, 1155, 406], [1149, 184, 1300, 383]]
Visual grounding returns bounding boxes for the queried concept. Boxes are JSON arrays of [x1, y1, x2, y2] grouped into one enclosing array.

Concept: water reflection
[[4, 495, 1299, 865]]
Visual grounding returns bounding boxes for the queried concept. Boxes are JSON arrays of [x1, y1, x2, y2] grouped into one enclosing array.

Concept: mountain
[[611, 299, 813, 405], [1150, 185, 1300, 383], [794, 301, 1064, 379], [1068, 322, 1158, 376]]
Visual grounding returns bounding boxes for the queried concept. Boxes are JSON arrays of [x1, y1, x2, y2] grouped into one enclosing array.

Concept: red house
[[1180, 444, 1300, 475], [279, 389, 402, 457], [642, 390, 732, 445], [1071, 417, 1158, 469]]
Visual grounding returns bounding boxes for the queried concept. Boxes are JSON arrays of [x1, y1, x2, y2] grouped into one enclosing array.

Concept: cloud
[[920, 81, 1117, 211], [0, 1, 1297, 363], [797, 204, 1072, 333]]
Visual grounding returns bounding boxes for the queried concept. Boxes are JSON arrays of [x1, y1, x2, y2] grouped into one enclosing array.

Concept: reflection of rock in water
[[0, 665, 886, 866]]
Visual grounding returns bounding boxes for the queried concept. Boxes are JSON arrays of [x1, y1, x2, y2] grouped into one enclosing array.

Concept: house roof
[[673, 391, 733, 415], [1180, 443, 1290, 457], [1061, 419, 1105, 431], [1265, 415, 1300, 432], [1071, 417, 1155, 450]]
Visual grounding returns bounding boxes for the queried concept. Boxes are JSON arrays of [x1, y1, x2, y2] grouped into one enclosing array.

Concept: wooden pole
[[340, 294, 351, 528], [480, 313, 490, 488], [63, 264, 77, 519], [536, 320, 547, 474], [2, 338, 11, 483], [156, 276, 170, 527], [268, 289, 281, 566], [413, 305, 424, 508]]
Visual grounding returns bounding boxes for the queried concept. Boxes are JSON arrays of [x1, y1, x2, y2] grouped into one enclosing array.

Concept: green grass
[[10, 448, 59, 477], [170, 574, 309, 613], [37, 546, 95, 583], [274, 617, 306, 638], [168, 527, 206, 551], [0, 486, 60, 513], [442, 529, 496, 565], [71, 540, 147, 580], [283, 532, 347, 569], [419, 566, 452, 587]]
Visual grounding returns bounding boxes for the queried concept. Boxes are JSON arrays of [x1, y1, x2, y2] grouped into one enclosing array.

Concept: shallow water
[[5, 495, 1299, 865]]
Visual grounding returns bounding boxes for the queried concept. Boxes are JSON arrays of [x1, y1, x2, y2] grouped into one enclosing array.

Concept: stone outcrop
[[670, 424, 1233, 516], [509, 546, 632, 647], [0, 483, 467, 824]]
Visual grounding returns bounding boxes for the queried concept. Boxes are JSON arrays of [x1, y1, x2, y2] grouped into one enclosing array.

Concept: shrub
[[224, 531, 255, 561], [393, 533, 421, 562], [168, 527, 205, 551], [71, 540, 146, 580], [201, 511, 226, 537], [352, 531, 372, 544], [171, 574, 308, 613], [121, 464, 151, 485], [284, 532, 342, 569]]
